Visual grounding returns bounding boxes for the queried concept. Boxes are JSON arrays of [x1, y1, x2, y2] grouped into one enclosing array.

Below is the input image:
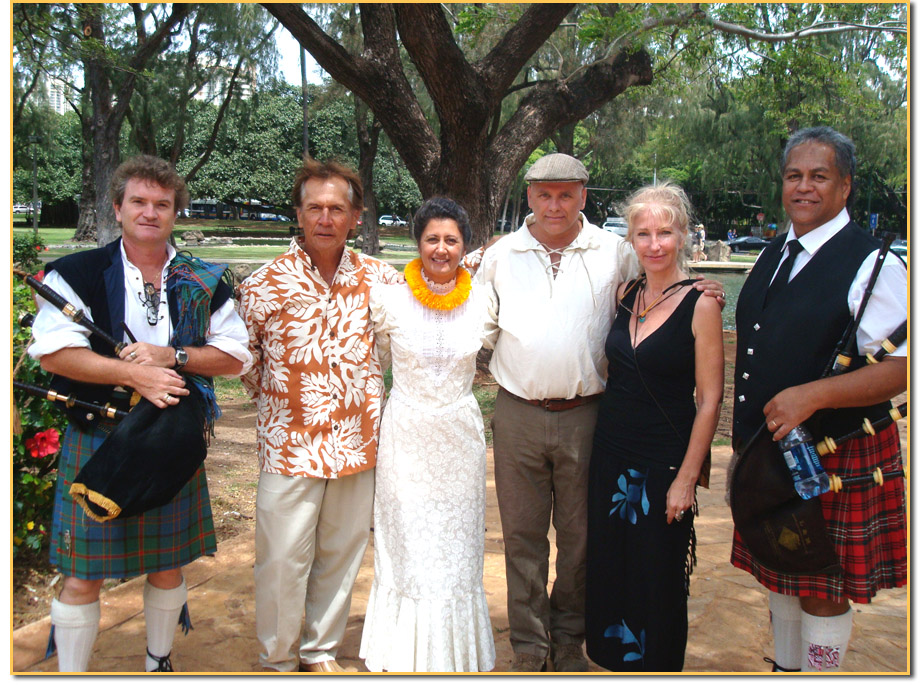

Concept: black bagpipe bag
[[69, 382, 208, 522], [729, 422, 843, 576]]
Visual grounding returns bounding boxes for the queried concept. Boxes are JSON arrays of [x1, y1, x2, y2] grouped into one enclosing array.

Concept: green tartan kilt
[[49, 422, 217, 580]]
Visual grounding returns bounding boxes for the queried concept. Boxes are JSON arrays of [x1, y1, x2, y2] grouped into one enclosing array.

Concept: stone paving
[[12, 444, 908, 674]]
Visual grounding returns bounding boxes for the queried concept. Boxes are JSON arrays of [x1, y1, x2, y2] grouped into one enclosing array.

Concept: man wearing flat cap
[[471, 153, 720, 672]]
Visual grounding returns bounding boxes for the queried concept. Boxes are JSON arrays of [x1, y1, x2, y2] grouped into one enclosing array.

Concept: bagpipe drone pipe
[[15, 271, 210, 523]]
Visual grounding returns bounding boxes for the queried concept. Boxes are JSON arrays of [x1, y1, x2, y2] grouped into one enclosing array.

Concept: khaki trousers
[[254, 469, 374, 671], [492, 388, 598, 658]]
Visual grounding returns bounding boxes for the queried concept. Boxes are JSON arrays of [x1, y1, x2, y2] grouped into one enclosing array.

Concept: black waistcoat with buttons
[[732, 221, 889, 447]]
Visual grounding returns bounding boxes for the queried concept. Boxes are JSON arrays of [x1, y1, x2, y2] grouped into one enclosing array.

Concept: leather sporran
[[730, 423, 843, 576]]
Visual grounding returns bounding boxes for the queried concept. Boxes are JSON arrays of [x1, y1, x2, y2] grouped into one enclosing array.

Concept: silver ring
[[720, 292, 725, 299], [163, 393, 172, 402], [675, 511, 684, 522], [129, 351, 137, 360]]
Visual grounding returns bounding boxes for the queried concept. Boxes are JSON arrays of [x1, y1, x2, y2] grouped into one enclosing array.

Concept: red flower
[[25, 428, 61, 459], [34, 245, 42, 251]]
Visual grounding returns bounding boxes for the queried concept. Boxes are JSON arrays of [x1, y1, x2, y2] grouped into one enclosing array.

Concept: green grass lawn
[[18, 224, 419, 267]]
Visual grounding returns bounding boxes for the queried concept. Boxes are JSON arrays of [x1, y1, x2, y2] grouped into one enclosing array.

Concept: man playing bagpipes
[[729, 127, 907, 672], [26, 156, 252, 672]]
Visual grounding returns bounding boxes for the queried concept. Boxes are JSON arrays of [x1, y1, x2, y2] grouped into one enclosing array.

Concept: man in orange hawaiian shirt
[[238, 159, 401, 672]]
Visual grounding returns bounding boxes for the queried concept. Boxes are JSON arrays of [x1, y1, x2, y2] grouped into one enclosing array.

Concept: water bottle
[[779, 424, 830, 500]]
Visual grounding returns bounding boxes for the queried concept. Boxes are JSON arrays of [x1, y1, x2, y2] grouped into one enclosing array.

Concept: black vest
[[732, 222, 890, 447], [44, 239, 231, 430]]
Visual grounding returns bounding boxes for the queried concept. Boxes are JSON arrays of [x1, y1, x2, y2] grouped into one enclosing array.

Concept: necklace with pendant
[[623, 277, 686, 323]]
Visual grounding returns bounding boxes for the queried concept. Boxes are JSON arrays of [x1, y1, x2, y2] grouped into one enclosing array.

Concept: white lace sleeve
[[369, 285, 393, 371]]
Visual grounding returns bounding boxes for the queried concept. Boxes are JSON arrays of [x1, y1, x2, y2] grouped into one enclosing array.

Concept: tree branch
[[109, 4, 190, 132], [703, 17, 907, 42], [478, 4, 575, 100], [264, 2, 440, 184], [184, 55, 245, 184]]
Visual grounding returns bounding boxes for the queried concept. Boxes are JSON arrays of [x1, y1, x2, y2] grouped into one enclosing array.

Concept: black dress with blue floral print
[[585, 284, 701, 672]]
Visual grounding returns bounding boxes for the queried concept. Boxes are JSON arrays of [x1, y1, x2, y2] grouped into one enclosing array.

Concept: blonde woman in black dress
[[585, 183, 723, 671]]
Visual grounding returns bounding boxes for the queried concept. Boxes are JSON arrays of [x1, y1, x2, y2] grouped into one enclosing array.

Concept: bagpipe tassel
[[178, 602, 193, 636], [45, 624, 56, 659]]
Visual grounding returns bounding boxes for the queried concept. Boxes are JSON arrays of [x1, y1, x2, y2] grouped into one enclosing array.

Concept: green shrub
[[12, 278, 66, 557], [13, 233, 46, 271]]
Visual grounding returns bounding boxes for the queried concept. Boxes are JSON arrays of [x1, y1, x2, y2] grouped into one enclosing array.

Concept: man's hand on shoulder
[[692, 276, 726, 310]]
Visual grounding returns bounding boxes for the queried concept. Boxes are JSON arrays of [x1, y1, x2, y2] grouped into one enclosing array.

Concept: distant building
[[45, 77, 71, 115], [192, 59, 258, 103]]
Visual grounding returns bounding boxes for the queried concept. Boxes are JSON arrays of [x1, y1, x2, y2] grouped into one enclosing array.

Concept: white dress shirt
[[770, 209, 906, 357], [473, 213, 638, 400], [29, 242, 252, 374]]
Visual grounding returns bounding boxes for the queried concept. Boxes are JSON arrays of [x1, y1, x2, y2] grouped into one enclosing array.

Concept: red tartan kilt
[[731, 422, 906, 603]]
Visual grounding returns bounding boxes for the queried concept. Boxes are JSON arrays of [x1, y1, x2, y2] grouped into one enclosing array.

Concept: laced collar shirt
[[472, 214, 639, 400], [238, 236, 402, 479]]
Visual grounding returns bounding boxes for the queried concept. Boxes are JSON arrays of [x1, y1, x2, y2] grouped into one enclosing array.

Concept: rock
[[182, 230, 205, 246], [231, 264, 255, 284], [706, 240, 731, 262]]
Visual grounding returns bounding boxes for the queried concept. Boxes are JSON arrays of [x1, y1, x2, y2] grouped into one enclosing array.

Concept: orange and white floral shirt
[[238, 237, 401, 479]]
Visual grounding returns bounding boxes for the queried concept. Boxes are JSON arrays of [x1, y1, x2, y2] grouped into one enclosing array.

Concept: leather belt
[[503, 388, 602, 412]]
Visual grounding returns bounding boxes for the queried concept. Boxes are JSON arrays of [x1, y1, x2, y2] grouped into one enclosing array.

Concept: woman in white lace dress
[[359, 197, 498, 672]]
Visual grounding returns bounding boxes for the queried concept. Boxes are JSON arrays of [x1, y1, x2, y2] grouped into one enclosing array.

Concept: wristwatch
[[173, 346, 189, 371]]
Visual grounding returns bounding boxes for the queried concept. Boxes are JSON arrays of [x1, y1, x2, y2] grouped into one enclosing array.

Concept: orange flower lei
[[404, 258, 472, 311]]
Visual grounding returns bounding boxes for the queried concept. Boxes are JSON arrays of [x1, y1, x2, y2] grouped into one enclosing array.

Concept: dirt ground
[[13, 333, 738, 629]]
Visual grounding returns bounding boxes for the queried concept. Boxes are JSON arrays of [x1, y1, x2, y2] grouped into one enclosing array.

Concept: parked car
[[602, 217, 628, 237], [728, 235, 771, 253], [379, 215, 407, 227], [890, 239, 907, 258], [496, 218, 514, 232], [13, 203, 29, 214]]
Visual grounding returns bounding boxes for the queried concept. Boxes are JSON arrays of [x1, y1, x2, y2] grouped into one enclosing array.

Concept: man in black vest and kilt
[[730, 127, 906, 671], [27, 156, 252, 671]]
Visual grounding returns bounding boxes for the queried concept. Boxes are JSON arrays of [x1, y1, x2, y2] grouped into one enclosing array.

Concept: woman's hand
[[666, 475, 696, 524]]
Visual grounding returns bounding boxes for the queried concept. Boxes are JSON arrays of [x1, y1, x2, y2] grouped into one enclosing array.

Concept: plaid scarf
[[165, 252, 226, 434]]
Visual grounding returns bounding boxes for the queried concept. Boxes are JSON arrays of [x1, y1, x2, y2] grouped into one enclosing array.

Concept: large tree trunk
[[79, 3, 190, 246], [263, 3, 653, 248], [73, 88, 97, 242], [80, 5, 118, 245], [355, 97, 381, 255]]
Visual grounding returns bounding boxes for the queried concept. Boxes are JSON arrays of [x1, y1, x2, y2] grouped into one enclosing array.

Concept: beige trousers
[[491, 388, 598, 658], [254, 469, 375, 671]]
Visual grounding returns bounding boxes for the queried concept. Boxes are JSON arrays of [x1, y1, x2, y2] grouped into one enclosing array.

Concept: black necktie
[[764, 239, 803, 307]]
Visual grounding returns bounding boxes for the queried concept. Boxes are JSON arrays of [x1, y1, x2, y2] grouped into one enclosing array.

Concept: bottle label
[[782, 448, 801, 476], [803, 442, 824, 474]]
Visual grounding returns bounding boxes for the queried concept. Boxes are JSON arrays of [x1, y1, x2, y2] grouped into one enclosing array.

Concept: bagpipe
[[14, 269, 210, 523], [729, 233, 907, 576]]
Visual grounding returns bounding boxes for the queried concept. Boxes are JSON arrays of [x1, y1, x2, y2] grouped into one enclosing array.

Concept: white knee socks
[[50, 598, 100, 672], [143, 579, 187, 671], [801, 608, 852, 672], [768, 591, 801, 671]]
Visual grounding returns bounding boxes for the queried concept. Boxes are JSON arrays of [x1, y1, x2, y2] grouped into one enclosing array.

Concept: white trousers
[[254, 469, 375, 671]]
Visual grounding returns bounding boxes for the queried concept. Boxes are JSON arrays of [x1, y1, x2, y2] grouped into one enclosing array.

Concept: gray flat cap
[[524, 153, 589, 184]]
